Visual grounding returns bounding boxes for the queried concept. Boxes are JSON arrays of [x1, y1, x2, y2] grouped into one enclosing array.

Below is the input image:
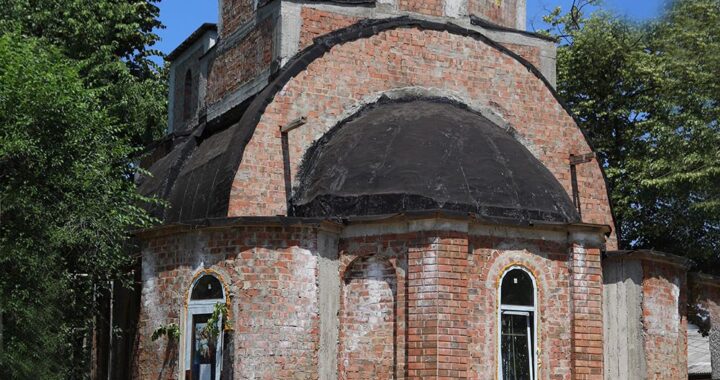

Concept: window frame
[[497, 266, 538, 380], [183, 274, 226, 380]]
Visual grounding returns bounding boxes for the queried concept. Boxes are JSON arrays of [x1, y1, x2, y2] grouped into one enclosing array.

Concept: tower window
[[183, 69, 193, 121], [499, 268, 537, 380]]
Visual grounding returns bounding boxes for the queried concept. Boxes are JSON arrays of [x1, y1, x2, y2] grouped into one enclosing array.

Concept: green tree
[[0, 33, 157, 379], [545, 0, 720, 268], [0, 0, 167, 145], [0, 0, 166, 377]]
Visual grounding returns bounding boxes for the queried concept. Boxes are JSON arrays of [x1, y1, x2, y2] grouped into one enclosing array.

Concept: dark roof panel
[[290, 98, 580, 223]]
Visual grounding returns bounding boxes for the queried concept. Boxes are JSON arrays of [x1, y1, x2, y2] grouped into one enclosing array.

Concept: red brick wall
[[134, 223, 612, 379], [228, 26, 616, 248], [133, 226, 320, 380], [500, 42, 540, 68], [337, 230, 472, 379], [642, 262, 688, 380], [398, 0, 445, 17], [299, 9, 541, 70], [220, 0, 255, 37], [468, 235, 573, 379], [570, 245, 604, 380], [206, 19, 274, 105], [336, 229, 595, 379], [469, 0, 520, 28], [299, 8, 360, 49], [405, 232, 470, 379], [340, 256, 397, 379]]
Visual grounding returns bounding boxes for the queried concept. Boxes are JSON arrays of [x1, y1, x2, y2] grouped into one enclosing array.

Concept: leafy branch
[[202, 303, 232, 342], [151, 323, 180, 342]]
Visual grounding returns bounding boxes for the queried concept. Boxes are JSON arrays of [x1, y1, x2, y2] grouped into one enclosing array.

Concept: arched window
[[498, 267, 537, 380], [182, 69, 193, 121], [185, 274, 225, 380]]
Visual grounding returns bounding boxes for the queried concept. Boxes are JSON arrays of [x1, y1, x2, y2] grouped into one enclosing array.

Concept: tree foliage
[[545, 0, 720, 268], [0, 0, 167, 146], [0, 0, 166, 377]]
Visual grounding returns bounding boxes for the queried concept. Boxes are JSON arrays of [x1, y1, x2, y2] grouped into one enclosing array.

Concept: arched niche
[[340, 256, 398, 379]]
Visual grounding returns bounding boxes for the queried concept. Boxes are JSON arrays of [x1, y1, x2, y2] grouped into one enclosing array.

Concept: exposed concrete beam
[[317, 229, 340, 380]]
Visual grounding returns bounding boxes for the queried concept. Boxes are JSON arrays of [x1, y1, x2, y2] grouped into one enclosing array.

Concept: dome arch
[[140, 16, 614, 243]]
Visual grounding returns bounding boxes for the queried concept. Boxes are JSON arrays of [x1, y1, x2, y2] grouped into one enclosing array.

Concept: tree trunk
[[0, 307, 3, 358]]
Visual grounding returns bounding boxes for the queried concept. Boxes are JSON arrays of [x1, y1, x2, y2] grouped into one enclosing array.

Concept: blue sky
[[154, 0, 664, 56]]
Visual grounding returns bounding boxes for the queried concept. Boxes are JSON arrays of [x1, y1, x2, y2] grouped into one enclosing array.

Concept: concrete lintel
[[132, 216, 333, 239], [340, 217, 470, 238], [469, 224, 567, 243], [605, 249, 693, 269]]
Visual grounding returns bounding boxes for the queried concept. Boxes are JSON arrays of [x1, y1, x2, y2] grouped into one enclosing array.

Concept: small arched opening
[[498, 267, 538, 380]]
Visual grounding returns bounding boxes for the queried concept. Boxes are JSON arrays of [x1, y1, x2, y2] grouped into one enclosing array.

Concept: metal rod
[[107, 280, 114, 380]]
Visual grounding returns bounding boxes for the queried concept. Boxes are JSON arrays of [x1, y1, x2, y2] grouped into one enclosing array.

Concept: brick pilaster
[[407, 232, 470, 379], [570, 244, 604, 380]]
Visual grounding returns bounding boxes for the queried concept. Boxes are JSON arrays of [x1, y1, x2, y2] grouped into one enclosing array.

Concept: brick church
[[131, 0, 720, 379]]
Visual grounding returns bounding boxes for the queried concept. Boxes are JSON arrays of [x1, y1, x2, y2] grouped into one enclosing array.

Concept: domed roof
[[290, 98, 580, 223]]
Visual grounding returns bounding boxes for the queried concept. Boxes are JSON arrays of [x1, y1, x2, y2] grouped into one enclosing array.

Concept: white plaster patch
[[142, 250, 160, 311], [644, 275, 681, 336], [343, 260, 394, 353], [670, 276, 681, 332], [444, 0, 466, 19], [569, 230, 606, 247], [279, 1, 302, 66]]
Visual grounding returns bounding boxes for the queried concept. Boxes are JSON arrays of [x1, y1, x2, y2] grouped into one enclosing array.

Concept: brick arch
[[185, 267, 232, 305], [339, 255, 398, 379], [226, 20, 615, 244], [485, 251, 550, 322]]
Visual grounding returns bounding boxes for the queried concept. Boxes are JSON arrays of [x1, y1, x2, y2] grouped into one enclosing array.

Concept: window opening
[[185, 274, 225, 380], [499, 268, 537, 380], [183, 70, 193, 121]]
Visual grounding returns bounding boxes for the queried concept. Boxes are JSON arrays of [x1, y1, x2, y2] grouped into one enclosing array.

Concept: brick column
[[570, 243, 604, 380], [407, 232, 469, 379]]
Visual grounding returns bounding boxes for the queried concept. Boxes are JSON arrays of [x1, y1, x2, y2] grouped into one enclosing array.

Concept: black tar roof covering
[[290, 98, 579, 223], [138, 16, 610, 226]]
